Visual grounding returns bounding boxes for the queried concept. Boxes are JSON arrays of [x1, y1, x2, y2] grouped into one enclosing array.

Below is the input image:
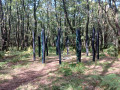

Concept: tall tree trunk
[[33, 31, 36, 61], [62, 0, 74, 34], [8, 0, 12, 47], [54, 0, 59, 27], [0, 0, 3, 50], [34, 0, 37, 37], [86, 0, 89, 56], [21, 0, 25, 50], [17, 4, 20, 50], [58, 29, 61, 64], [76, 29, 81, 62], [41, 30, 45, 63], [92, 27, 96, 62]]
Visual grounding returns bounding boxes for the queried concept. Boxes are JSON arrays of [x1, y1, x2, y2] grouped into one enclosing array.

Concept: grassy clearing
[[0, 47, 33, 70], [59, 62, 86, 76], [49, 61, 120, 90], [0, 46, 119, 90]]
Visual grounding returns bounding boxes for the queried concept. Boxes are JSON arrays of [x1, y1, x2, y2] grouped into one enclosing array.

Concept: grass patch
[[90, 74, 120, 90], [0, 51, 5, 59], [0, 47, 33, 69], [59, 62, 86, 76], [104, 46, 118, 57], [0, 62, 7, 69], [99, 53, 106, 57]]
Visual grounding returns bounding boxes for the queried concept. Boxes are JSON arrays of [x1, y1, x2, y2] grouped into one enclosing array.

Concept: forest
[[0, 0, 120, 90]]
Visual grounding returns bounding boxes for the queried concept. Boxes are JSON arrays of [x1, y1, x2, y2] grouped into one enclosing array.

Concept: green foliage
[[51, 84, 82, 90], [104, 46, 118, 57], [9, 58, 20, 63], [59, 63, 72, 76], [100, 74, 120, 90], [61, 84, 82, 90], [59, 62, 86, 76], [81, 48, 86, 53], [48, 47, 56, 54], [0, 51, 5, 59], [99, 53, 106, 57], [91, 74, 120, 90], [69, 63, 86, 73], [51, 85, 60, 90], [0, 47, 32, 69], [0, 62, 7, 69]]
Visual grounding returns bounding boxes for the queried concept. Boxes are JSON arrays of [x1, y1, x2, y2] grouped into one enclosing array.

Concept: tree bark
[[76, 28, 81, 62], [62, 0, 74, 34], [86, 0, 89, 56], [92, 27, 96, 62]]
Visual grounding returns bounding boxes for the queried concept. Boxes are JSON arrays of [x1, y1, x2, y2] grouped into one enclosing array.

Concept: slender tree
[[33, 31, 36, 61], [45, 36, 48, 56], [62, 0, 74, 33], [58, 28, 61, 64], [86, 0, 89, 56], [56, 36, 58, 55], [38, 35, 41, 57], [41, 29, 45, 63], [92, 27, 96, 62], [0, 0, 3, 50], [97, 29, 99, 59], [76, 28, 81, 62]]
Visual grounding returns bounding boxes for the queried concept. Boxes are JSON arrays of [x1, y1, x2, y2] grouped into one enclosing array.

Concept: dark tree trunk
[[26, 14, 29, 47], [34, 0, 37, 38], [56, 36, 58, 55], [0, 0, 4, 50], [8, 0, 12, 47], [58, 29, 61, 64], [62, 0, 74, 34], [21, 0, 25, 50], [76, 28, 81, 62], [97, 29, 99, 60], [86, 0, 89, 56], [54, 0, 59, 27], [17, 5, 20, 50], [45, 36, 48, 56], [92, 27, 96, 62], [38, 35, 41, 57]]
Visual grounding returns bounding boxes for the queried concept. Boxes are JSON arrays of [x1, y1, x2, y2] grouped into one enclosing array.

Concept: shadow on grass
[[100, 60, 115, 76]]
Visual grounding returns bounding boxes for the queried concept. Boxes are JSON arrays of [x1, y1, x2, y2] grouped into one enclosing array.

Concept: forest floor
[[0, 47, 120, 90]]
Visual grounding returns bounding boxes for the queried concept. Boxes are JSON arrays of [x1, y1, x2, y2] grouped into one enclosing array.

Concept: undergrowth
[[59, 62, 86, 76], [91, 74, 120, 90]]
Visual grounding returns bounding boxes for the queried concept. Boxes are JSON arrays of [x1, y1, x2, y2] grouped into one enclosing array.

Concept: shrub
[[59, 62, 86, 76], [100, 74, 120, 90], [91, 74, 120, 90], [0, 51, 5, 59], [104, 46, 118, 57]]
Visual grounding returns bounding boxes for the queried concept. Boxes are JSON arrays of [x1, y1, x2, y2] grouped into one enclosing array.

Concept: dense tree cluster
[[0, 0, 120, 56]]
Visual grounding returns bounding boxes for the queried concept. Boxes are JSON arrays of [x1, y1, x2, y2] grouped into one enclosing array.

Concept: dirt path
[[0, 56, 60, 90], [0, 54, 119, 90]]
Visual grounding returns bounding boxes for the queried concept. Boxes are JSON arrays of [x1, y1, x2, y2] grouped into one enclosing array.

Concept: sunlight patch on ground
[[0, 74, 13, 81], [16, 83, 38, 90]]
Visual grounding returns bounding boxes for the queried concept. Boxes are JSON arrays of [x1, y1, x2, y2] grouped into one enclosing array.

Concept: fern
[[100, 74, 120, 90]]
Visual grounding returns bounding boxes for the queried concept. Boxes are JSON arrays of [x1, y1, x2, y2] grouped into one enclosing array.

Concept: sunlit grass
[[59, 62, 86, 76]]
